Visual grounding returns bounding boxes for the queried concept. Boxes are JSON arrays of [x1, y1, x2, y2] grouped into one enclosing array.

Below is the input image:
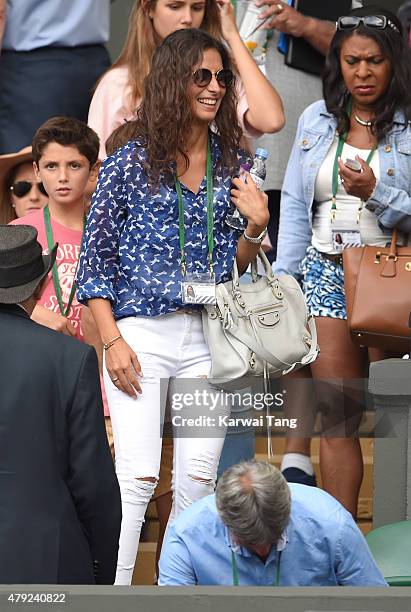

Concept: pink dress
[[88, 65, 262, 159]]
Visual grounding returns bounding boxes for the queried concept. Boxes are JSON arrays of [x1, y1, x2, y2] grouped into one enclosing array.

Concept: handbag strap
[[382, 228, 400, 278], [232, 248, 274, 285], [389, 228, 399, 257], [216, 282, 239, 328], [387, 227, 410, 253], [264, 362, 274, 458]]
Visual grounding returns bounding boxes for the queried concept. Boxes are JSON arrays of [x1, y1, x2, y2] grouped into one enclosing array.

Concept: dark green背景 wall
[[107, 0, 135, 61]]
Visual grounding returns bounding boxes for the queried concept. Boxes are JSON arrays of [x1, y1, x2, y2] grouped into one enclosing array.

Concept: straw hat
[[0, 146, 34, 194], [0, 146, 34, 223]]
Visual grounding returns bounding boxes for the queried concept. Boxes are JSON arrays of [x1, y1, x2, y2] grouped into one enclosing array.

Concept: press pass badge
[[331, 229, 362, 253], [181, 272, 216, 305]]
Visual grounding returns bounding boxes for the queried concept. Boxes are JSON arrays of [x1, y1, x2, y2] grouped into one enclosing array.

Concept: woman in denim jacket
[[274, 5, 411, 516]]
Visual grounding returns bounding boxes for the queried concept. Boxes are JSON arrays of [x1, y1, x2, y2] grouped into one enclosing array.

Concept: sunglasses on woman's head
[[336, 15, 400, 34], [10, 180, 48, 198], [192, 68, 234, 88]]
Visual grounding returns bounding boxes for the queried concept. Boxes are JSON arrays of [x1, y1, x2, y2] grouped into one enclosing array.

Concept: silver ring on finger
[[277, 3, 284, 12], [112, 377, 119, 383]]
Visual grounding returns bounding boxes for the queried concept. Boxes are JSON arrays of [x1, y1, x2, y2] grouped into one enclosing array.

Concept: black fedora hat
[[0, 225, 57, 304]]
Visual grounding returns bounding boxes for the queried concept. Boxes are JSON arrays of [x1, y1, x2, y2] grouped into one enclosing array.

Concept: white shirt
[[312, 135, 387, 254]]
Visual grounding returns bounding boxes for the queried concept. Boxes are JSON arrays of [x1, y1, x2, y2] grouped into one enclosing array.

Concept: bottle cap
[[255, 148, 268, 160]]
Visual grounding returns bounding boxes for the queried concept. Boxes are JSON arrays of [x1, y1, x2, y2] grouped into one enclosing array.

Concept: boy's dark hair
[[32, 117, 100, 167]]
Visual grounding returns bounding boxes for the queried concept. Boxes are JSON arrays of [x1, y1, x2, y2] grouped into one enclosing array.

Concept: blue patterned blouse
[[76, 132, 248, 319]]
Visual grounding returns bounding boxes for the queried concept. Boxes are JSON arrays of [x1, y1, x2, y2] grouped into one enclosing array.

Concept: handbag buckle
[[233, 290, 246, 309], [374, 252, 381, 264], [223, 303, 234, 329], [386, 254, 398, 262], [405, 262, 411, 271], [269, 280, 283, 300], [249, 352, 256, 369]]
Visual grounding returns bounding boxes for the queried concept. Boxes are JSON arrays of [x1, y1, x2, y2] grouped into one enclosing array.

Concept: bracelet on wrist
[[243, 226, 268, 244], [103, 334, 122, 351]]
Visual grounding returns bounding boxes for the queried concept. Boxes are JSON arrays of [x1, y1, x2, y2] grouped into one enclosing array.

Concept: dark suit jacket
[[0, 304, 121, 584]]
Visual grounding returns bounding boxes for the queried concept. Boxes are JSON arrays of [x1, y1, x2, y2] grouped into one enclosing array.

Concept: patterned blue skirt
[[300, 246, 346, 320]]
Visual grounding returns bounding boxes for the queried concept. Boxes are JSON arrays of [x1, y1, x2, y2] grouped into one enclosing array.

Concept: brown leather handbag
[[343, 229, 411, 352]]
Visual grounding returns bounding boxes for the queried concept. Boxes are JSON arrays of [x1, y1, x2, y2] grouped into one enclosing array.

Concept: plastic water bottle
[[249, 148, 268, 189], [226, 148, 269, 230], [239, 2, 268, 60]]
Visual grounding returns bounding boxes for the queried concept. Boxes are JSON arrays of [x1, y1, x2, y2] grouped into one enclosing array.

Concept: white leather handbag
[[202, 249, 319, 390]]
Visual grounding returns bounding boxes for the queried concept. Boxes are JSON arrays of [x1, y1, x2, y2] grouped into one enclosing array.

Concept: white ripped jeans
[[104, 311, 229, 585]]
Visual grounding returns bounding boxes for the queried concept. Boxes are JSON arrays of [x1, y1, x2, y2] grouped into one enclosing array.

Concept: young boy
[[11, 116, 99, 340]]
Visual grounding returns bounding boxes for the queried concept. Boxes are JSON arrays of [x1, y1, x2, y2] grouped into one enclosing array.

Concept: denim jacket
[[273, 99, 411, 279]]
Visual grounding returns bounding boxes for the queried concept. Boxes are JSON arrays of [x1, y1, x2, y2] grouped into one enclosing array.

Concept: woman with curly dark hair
[[274, 5, 411, 517], [89, 0, 284, 159], [77, 28, 269, 585]]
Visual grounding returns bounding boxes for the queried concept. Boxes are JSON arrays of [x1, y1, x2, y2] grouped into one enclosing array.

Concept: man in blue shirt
[[0, 0, 111, 154], [159, 461, 387, 586]]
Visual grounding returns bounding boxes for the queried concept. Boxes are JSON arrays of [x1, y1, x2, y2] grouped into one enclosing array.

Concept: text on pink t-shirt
[[11, 209, 84, 341]]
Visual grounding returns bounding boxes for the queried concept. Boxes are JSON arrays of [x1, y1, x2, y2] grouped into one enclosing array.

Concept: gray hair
[[215, 461, 291, 547]]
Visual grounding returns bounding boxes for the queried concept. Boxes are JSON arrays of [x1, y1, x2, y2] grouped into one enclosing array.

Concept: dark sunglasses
[[192, 68, 234, 88], [336, 15, 400, 34], [10, 180, 48, 198]]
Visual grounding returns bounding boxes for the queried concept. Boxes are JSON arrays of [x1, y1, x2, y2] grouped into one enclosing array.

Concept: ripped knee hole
[[187, 474, 213, 484]]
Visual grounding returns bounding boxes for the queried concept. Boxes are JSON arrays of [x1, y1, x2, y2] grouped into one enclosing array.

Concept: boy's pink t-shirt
[[11, 209, 111, 416], [11, 209, 83, 340]]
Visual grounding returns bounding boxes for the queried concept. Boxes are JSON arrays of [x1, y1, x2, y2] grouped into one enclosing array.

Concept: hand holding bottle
[[226, 148, 268, 230]]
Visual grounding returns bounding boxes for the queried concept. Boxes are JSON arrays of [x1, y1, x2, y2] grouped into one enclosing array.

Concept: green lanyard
[[330, 134, 376, 223], [43, 205, 85, 317], [231, 549, 282, 587], [174, 137, 214, 277], [331, 98, 376, 223]]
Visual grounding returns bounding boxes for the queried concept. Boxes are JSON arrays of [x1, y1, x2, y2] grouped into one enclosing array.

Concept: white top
[[312, 136, 386, 254]]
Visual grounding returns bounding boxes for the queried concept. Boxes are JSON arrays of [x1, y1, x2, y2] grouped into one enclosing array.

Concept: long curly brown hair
[[120, 29, 241, 187]]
